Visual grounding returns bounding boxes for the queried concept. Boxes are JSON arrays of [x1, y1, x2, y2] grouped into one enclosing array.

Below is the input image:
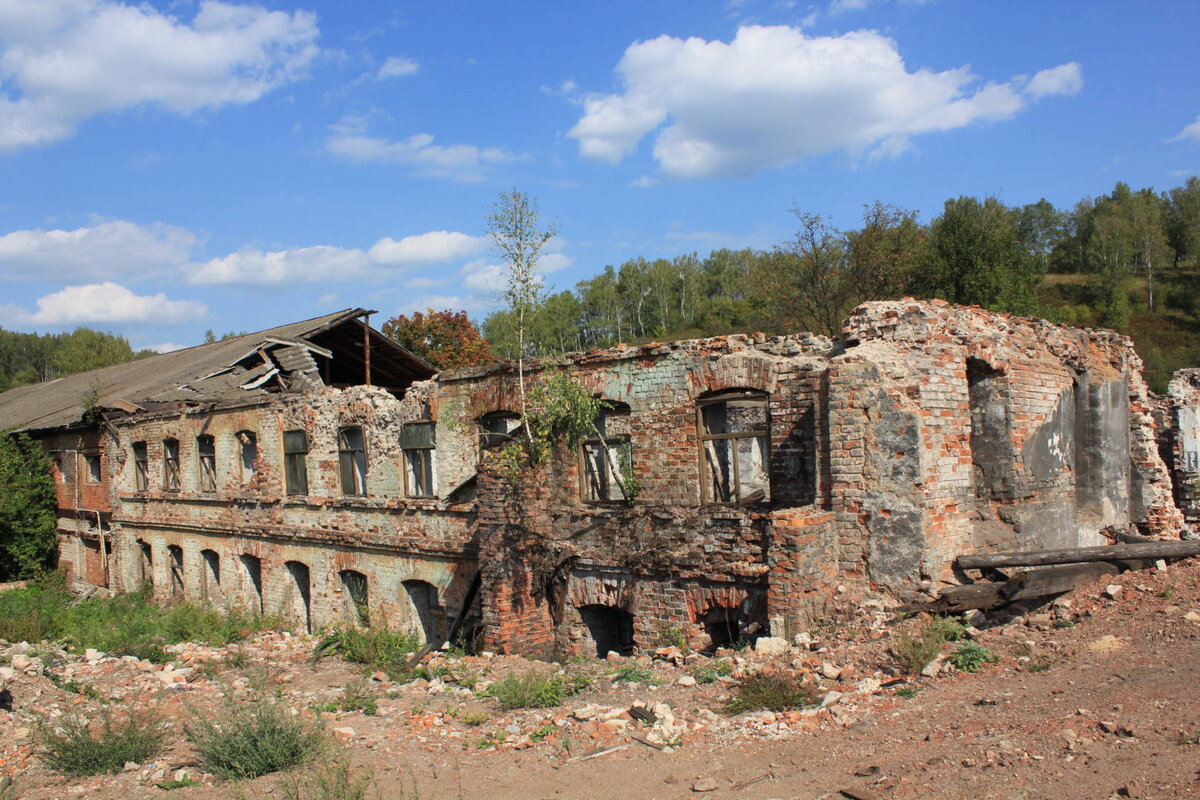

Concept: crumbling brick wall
[[1162, 369, 1200, 539]]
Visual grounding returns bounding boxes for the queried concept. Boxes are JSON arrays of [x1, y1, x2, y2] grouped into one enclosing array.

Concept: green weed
[[948, 642, 998, 673], [722, 673, 818, 715], [36, 708, 167, 777], [186, 700, 325, 780]]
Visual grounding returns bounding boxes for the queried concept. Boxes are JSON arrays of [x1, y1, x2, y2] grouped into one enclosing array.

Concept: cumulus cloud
[[1173, 115, 1200, 143], [1024, 62, 1083, 99], [568, 25, 1082, 179], [0, 0, 320, 151], [325, 116, 523, 181], [0, 281, 207, 326], [0, 220, 198, 281], [186, 230, 489, 285], [376, 56, 418, 79]]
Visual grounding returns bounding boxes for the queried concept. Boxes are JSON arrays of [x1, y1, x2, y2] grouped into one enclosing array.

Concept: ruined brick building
[[1, 300, 1196, 658]]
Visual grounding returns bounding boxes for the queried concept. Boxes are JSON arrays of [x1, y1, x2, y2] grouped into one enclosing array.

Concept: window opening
[[83, 453, 102, 484], [240, 554, 263, 614], [338, 426, 367, 496], [581, 405, 632, 502], [197, 435, 216, 492], [283, 430, 308, 495], [138, 541, 152, 586], [237, 431, 258, 484], [478, 411, 520, 450], [402, 580, 443, 646], [162, 438, 180, 491], [201, 549, 221, 602], [167, 545, 184, 598], [339, 570, 370, 626], [401, 422, 437, 498], [697, 390, 770, 503], [132, 442, 148, 491], [284, 561, 311, 634]]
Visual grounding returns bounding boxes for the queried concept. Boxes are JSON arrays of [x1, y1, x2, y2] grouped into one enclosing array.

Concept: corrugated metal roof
[[0, 308, 426, 433]]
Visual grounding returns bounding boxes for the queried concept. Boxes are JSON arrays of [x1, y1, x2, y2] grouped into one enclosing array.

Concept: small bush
[[37, 709, 167, 777], [340, 680, 378, 716], [722, 673, 818, 715], [485, 669, 589, 710], [313, 626, 422, 678], [610, 663, 653, 683], [949, 642, 998, 673], [187, 701, 326, 780], [890, 627, 944, 675], [689, 658, 733, 684], [895, 687, 918, 699], [283, 755, 375, 800]]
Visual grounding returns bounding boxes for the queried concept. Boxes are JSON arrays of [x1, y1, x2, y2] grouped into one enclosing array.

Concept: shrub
[[949, 642, 998, 673], [187, 701, 326, 780], [313, 626, 422, 678], [37, 709, 167, 777], [485, 669, 589, 710], [689, 658, 733, 684], [610, 663, 653, 683], [722, 673, 818, 715], [282, 755, 376, 800], [890, 617, 971, 675]]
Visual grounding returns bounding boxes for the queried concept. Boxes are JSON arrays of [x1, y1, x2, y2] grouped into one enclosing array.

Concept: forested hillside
[[0, 328, 154, 394], [481, 178, 1200, 392]]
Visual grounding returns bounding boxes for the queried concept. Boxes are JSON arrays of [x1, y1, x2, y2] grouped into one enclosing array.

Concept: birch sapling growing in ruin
[[487, 190, 557, 447]]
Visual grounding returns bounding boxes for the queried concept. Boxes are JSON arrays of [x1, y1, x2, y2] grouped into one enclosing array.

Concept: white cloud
[[376, 56, 418, 79], [394, 294, 471, 316], [569, 25, 1080, 179], [0, 0, 319, 151], [325, 116, 523, 181], [187, 230, 489, 285], [1024, 62, 1083, 99], [1173, 115, 1200, 143], [1, 281, 207, 325], [316, 292, 339, 306], [368, 231, 487, 265], [0, 220, 197, 281], [149, 341, 188, 353]]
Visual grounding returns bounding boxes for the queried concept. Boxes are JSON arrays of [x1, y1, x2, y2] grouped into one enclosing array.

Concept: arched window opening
[[201, 549, 221, 603], [578, 605, 636, 658], [284, 561, 312, 634], [697, 390, 770, 504], [240, 554, 263, 614], [138, 541, 153, 587], [339, 570, 370, 626], [237, 431, 258, 484], [402, 580, 443, 646], [167, 545, 184, 598]]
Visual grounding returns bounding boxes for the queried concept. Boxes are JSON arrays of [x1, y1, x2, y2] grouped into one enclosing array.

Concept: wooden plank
[[906, 582, 1005, 613], [957, 541, 1200, 570], [1001, 562, 1119, 601]]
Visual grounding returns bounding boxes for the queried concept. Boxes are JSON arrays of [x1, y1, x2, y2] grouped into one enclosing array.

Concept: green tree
[[1164, 176, 1200, 267], [381, 309, 494, 370], [913, 196, 1041, 315], [0, 431, 57, 580]]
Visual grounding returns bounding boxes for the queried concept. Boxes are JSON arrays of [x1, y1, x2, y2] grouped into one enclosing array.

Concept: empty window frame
[[337, 426, 367, 496], [283, 430, 308, 495], [580, 404, 632, 502], [197, 435, 216, 492], [237, 431, 258, 484], [138, 540, 153, 586], [201, 549, 220, 602], [240, 554, 263, 614], [478, 411, 520, 450], [167, 544, 184, 597], [162, 438, 181, 491], [401, 422, 437, 498], [83, 452, 102, 484], [132, 442, 148, 491], [697, 390, 771, 504]]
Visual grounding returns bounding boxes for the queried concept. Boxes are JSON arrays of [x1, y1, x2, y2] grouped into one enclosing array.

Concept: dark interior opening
[[578, 604, 635, 658]]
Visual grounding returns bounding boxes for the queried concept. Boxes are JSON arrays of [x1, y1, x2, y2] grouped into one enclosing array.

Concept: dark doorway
[[578, 605, 636, 658], [285, 561, 312, 633]]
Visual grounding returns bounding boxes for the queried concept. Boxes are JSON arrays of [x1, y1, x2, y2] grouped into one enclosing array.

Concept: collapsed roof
[[0, 309, 435, 433]]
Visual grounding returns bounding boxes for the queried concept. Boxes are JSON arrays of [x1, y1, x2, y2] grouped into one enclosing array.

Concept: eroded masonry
[[2, 301, 1197, 658]]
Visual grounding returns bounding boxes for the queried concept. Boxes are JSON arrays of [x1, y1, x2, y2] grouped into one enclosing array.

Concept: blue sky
[[1, 0, 1197, 351]]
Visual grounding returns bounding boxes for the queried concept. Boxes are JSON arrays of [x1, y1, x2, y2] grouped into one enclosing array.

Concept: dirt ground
[[3, 560, 1199, 800]]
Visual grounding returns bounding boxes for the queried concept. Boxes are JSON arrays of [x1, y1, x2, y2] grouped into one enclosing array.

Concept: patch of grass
[[456, 710, 490, 727], [340, 680, 378, 716], [1026, 660, 1052, 673], [156, 777, 201, 790], [925, 617, 967, 642], [610, 663, 654, 683], [0, 580, 278, 662], [722, 672, 818, 715], [45, 671, 106, 701], [1052, 618, 1075, 629], [895, 687, 919, 699], [282, 755, 375, 800], [36, 708, 167, 777], [657, 624, 687, 650], [484, 669, 590, 710], [529, 723, 557, 743], [689, 658, 733, 684], [186, 700, 326, 780], [890, 624, 945, 676], [948, 642, 998, 673], [313, 626, 422, 679], [475, 730, 507, 750], [1177, 729, 1200, 746]]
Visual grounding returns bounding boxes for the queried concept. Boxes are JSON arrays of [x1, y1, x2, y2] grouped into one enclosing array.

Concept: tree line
[[0, 328, 154, 394], [457, 177, 1199, 391]]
